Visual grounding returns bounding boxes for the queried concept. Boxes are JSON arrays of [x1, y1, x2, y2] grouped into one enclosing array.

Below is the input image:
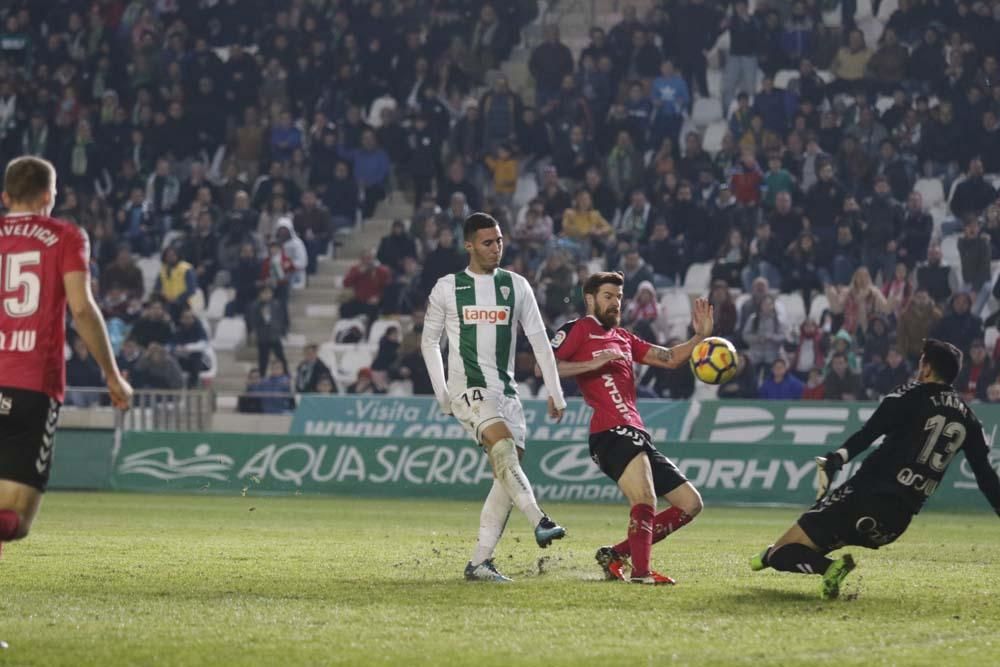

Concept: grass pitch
[[0, 493, 998, 666]]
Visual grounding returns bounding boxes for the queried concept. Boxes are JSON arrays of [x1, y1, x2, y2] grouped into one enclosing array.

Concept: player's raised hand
[[691, 297, 714, 337], [547, 396, 565, 423], [107, 374, 134, 411]]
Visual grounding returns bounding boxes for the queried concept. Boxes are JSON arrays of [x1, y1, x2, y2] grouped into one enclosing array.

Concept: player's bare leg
[[0, 480, 43, 557], [750, 521, 856, 599], [480, 421, 564, 548]]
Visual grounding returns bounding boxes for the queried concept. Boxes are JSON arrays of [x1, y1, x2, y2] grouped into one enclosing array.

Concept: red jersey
[[551, 316, 652, 434], [0, 213, 89, 402]]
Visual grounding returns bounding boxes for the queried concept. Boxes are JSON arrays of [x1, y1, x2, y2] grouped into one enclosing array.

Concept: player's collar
[[587, 314, 613, 331], [464, 267, 498, 277], [3, 212, 36, 219]]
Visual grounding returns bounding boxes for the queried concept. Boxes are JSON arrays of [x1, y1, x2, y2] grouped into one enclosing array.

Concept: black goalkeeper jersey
[[845, 381, 1000, 514]]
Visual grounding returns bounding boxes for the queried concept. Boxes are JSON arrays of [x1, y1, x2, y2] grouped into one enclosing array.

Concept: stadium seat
[[137, 257, 161, 297], [986, 326, 999, 354], [368, 318, 403, 344], [734, 292, 751, 315], [200, 346, 218, 383], [161, 230, 184, 251], [777, 293, 807, 331], [332, 344, 377, 390], [661, 289, 692, 338], [332, 317, 367, 343], [205, 287, 232, 320], [915, 178, 945, 210], [773, 69, 797, 90], [941, 235, 960, 268], [702, 120, 729, 154], [692, 98, 723, 127], [683, 262, 713, 295], [808, 294, 830, 323], [211, 317, 246, 351], [875, 95, 894, 115]]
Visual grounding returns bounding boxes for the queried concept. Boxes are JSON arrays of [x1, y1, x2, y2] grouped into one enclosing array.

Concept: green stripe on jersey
[[454, 271, 486, 389], [494, 270, 516, 396]]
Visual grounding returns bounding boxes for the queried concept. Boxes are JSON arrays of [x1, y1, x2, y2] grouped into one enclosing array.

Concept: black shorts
[[589, 425, 688, 497], [0, 387, 60, 492], [797, 483, 914, 553]]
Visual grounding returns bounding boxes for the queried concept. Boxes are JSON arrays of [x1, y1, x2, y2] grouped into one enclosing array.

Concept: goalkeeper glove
[[815, 450, 846, 500]]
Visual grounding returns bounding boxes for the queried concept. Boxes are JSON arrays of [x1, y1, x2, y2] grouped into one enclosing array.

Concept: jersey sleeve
[[60, 224, 90, 275], [515, 275, 546, 337], [420, 278, 450, 407], [839, 391, 907, 460], [624, 329, 654, 364], [551, 319, 583, 361], [961, 421, 1000, 513]]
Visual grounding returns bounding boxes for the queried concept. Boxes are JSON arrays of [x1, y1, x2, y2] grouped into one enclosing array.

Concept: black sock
[[766, 544, 833, 575]]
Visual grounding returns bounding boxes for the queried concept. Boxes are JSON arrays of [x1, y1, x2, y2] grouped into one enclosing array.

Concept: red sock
[[614, 507, 693, 556], [0, 510, 19, 541], [626, 504, 655, 577]]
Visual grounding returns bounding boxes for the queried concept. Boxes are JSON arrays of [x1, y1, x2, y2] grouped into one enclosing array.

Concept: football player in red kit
[[551, 272, 713, 584], [0, 156, 132, 557]]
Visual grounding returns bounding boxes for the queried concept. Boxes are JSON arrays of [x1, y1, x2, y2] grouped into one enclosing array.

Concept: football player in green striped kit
[[422, 212, 569, 582]]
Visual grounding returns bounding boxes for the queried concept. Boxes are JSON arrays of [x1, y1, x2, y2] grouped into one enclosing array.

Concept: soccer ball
[[690, 337, 739, 385]]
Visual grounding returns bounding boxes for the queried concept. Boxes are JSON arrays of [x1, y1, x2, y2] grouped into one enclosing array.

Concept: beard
[[595, 304, 620, 329]]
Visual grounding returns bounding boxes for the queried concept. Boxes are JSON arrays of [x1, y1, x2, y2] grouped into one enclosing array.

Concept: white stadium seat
[[777, 293, 807, 331], [702, 120, 729, 154], [986, 327, 999, 355], [941, 235, 960, 268], [692, 98, 723, 127], [914, 178, 945, 210], [773, 69, 797, 90], [661, 289, 692, 339], [368, 318, 403, 344], [137, 257, 161, 297], [205, 287, 233, 320], [332, 316, 368, 343], [683, 262, 714, 295], [808, 294, 830, 323], [211, 317, 246, 351]]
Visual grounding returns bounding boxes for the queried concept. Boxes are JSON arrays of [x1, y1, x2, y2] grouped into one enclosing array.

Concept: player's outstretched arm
[[961, 425, 1000, 516], [640, 297, 714, 369], [555, 349, 627, 377], [64, 271, 133, 410], [525, 329, 567, 412], [420, 283, 451, 413]]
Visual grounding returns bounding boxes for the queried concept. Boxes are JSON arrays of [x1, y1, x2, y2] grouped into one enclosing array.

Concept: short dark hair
[[463, 212, 499, 240], [922, 338, 962, 384], [582, 271, 624, 296], [4, 156, 55, 204]]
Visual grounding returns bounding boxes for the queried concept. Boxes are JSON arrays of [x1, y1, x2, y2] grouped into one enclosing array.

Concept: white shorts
[[450, 388, 527, 448]]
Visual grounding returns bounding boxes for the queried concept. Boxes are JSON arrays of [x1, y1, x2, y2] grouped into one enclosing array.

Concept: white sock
[[471, 480, 513, 566], [488, 438, 545, 528]]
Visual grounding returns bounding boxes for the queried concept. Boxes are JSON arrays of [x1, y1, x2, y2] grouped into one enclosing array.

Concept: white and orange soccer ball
[[690, 336, 739, 385]]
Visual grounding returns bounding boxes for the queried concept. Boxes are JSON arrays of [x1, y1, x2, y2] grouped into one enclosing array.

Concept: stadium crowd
[[3, 0, 1000, 409]]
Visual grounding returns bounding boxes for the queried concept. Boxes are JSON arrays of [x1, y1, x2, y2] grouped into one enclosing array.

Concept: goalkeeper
[[750, 339, 1000, 599]]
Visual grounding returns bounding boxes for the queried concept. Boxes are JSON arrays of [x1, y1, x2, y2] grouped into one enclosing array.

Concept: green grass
[[1, 493, 998, 666]]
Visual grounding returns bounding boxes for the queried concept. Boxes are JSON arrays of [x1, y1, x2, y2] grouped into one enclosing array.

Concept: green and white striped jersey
[[423, 268, 546, 400]]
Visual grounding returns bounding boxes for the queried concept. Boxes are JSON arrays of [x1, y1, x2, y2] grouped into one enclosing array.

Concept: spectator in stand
[[275, 219, 308, 289], [824, 351, 863, 400], [870, 346, 911, 398], [743, 294, 787, 382], [529, 24, 574, 109], [293, 190, 332, 275], [224, 190, 258, 239], [712, 227, 748, 288], [895, 191, 932, 267], [341, 249, 392, 323], [729, 148, 764, 207], [932, 292, 983, 358], [257, 358, 294, 414], [173, 309, 209, 388], [707, 280, 739, 339], [182, 210, 220, 296], [538, 165, 572, 231], [951, 157, 998, 221], [483, 143, 518, 208], [347, 368, 386, 395], [722, 0, 759, 113], [65, 337, 105, 407], [826, 267, 890, 339], [802, 368, 826, 400], [326, 161, 361, 232], [269, 110, 302, 163], [644, 220, 686, 287], [582, 167, 618, 224], [758, 358, 804, 400], [341, 129, 390, 219], [916, 243, 958, 305], [790, 318, 827, 381], [741, 221, 783, 292], [622, 280, 659, 330], [153, 246, 197, 321], [377, 219, 418, 275], [882, 261, 913, 321], [784, 232, 829, 311], [237, 369, 264, 414], [897, 288, 943, 362], [511, 199, 554, 271], [605, 131, 643, 204], [437, 160, 480, 212], [619, 248, 655, 299], [830, 29, 872, 96], [956, 338, 996, 402], [247, 285, 287, 376], [561, 189, 614, 260], [420, 226, 466, 295], [958, 215, 993, 316], [101, 245, 144, 300], [132, 342, 185, 391], [295, 343, 333, 394], [130, 300, 175, 348]]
